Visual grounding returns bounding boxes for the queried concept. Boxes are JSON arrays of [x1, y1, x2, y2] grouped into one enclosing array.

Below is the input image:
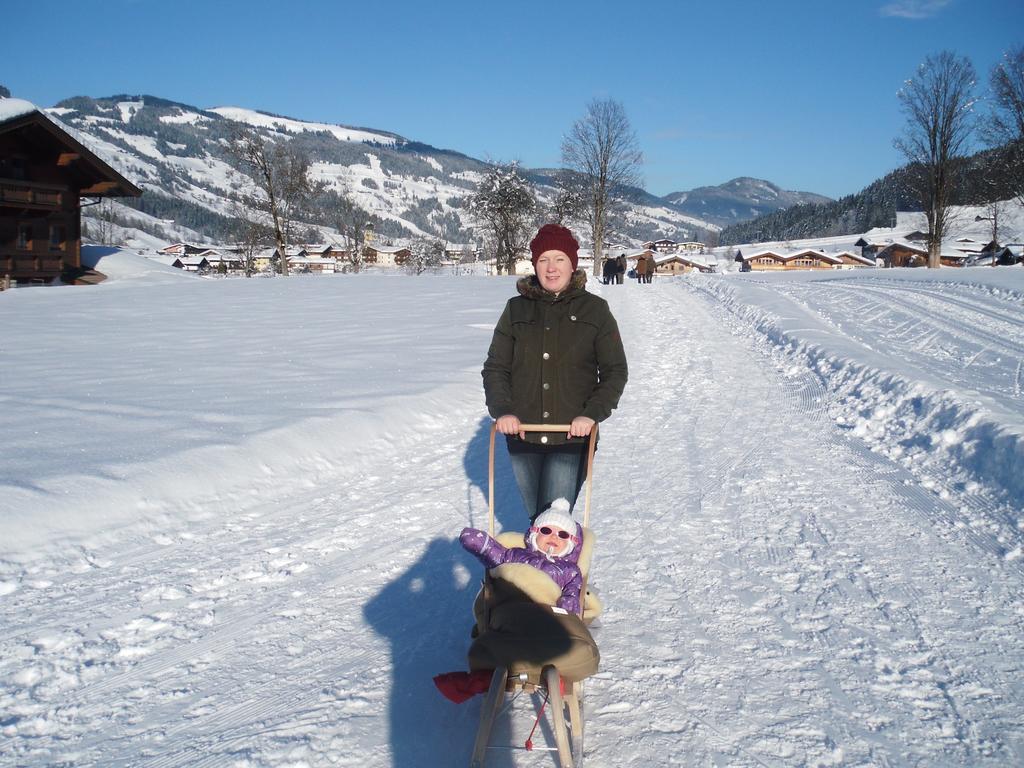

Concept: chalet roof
[[788, 249, 843, 264], [655, 253, 712, 268], [833, 250, 875, 265], [878, 240, 929, 255], [739, 249, 787, 260], [0, 98, 142, 198], [173, 256, 210, 267], [368, 244, 411, 254]]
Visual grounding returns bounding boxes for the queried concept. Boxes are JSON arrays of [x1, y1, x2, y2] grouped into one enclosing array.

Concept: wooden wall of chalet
[[747, 256, 787, 271], [1, 131, 81, 284]]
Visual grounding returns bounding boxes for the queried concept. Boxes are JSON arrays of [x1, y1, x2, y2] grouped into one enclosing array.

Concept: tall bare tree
[[226, 125, 320, 276], [561, 99, 642, 276], [469, 161, 536, 275], [895, 51, 977, 268], [982, 45, 1024, 206]]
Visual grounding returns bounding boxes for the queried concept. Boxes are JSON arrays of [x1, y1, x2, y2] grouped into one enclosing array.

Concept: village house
[[736, 249, 788, 271], [832, 250, 876, 268], [642, 238, 678, 252], [1, 98, 141, 287], [642, 239, 705, 255], [172, 254, 210, 272], [653, 253, 714, 274], [288, 255, 337, 274], [444, 243, 479, 261], [160, 242, 213, 257], [363, 244, 411, 267]]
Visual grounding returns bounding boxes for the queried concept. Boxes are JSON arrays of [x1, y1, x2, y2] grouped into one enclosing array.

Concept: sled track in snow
[[814, 281, 1024, 361]]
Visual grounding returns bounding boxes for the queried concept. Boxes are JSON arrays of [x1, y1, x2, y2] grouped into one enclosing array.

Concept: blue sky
[[3, 0, 1022, 199]]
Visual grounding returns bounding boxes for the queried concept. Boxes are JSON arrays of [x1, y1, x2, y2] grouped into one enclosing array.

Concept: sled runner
[[468, 422, 601, 768]]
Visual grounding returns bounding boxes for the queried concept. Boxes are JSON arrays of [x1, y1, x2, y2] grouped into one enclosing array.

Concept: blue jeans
[[508, 446, 589, 521]]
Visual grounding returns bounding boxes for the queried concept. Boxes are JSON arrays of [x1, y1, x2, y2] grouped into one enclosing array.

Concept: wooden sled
[[469, 422, 599, 768]]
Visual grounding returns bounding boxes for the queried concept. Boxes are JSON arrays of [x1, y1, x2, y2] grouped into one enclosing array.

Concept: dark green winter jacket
[[482, 270, 628, 446]]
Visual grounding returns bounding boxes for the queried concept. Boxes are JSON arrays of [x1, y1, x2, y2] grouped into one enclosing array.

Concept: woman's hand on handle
[[568, 416, 596, 438], [495, 414, 525, 440]]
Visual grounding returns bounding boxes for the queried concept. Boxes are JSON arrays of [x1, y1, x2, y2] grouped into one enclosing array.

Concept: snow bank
[[699, 270, 1024, 515]]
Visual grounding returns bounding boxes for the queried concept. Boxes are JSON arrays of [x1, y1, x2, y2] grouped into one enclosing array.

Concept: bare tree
[[336, 191, 374, 272], [561, 99, 643, 276], [82, 198, 118, 245], [895, 51, 977, 268], [547, 170, 588, 228], [230, 201, 274, 277], [981, 45, 1024, 206], [225, 125, 321, 276], [469, 161, 537, 275]]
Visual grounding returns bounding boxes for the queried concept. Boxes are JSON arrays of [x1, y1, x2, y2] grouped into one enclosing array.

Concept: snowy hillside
[[37, 94, 717, 249], [2, 254, 1023, 766]]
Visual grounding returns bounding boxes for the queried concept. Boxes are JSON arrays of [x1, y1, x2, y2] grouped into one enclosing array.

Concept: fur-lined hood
[[515, 270, 588, 301]]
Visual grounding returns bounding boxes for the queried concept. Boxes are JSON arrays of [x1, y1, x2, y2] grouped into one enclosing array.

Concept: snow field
[[1, 259, 1023, 766]]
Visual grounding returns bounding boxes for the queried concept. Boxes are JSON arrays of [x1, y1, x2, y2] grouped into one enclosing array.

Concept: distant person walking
[[635, 253, 648, 284], [602, 257, 615, 285], [615, 254, 626, 285], [644, 253, 655, 283]]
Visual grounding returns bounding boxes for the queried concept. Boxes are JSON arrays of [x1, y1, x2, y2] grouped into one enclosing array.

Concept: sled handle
[[487, 421, 598, 535]]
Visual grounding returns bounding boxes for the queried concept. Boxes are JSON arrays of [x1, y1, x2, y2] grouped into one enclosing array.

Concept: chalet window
[[49, 225, 67, 251], [17, 222, 32, 250], [1, 156, 28, 180]]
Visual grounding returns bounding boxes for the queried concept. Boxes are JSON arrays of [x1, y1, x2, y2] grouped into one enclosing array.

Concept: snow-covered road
[[2, 265, 1023, 766]]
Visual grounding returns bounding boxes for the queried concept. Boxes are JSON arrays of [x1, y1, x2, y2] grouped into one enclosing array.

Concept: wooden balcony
[[0, 178, 65, 210]]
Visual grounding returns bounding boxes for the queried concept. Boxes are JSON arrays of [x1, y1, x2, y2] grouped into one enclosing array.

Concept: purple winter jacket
[[460, 527, 583, 614]]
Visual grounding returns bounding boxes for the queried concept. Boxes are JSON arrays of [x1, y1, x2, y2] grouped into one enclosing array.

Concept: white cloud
[[879, 0, 953, 19]]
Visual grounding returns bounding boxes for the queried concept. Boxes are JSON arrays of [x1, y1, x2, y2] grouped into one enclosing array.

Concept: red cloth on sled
[[433, 670, 493, 704]]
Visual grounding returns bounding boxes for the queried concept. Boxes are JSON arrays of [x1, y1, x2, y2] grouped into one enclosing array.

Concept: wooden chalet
[[160, 242, 212, 257], [785, 249, 842, 269], [737, 248, 843, 271], [833, 250, 876, 268], [875, 240, 928, 268], [653, 253, 714, 274], [1, 99, 141, 286], [736, 249, 787, 271]]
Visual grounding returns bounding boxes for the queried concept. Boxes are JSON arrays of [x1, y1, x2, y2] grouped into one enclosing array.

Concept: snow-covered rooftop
[[0, 97, 39, 123]]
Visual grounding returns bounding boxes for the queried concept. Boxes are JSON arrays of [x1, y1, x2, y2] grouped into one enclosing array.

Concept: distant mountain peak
[[662, 177, 831, 228]]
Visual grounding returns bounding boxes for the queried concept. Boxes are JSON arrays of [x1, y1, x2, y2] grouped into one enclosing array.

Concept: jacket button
[[543, 352, 550, 360], [543, 411, 549, 418], [570, 315, 577, 321], [543, 382, 550, 390], [540, 436, 548, 444]]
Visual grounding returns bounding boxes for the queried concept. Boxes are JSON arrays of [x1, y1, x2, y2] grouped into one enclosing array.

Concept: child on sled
[[435, 498, 587, 703], [460, 498, 583, 614]]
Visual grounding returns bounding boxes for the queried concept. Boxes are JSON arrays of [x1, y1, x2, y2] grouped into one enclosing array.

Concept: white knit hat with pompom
[[529, 498, 578, 557]]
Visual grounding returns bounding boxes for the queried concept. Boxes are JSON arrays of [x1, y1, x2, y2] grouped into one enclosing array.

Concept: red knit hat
[[529, 223, 579, 270]]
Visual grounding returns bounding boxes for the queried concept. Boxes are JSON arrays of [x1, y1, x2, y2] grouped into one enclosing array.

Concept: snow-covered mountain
[[43, 94, 731, 248], [664, 176, 833, 227]]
